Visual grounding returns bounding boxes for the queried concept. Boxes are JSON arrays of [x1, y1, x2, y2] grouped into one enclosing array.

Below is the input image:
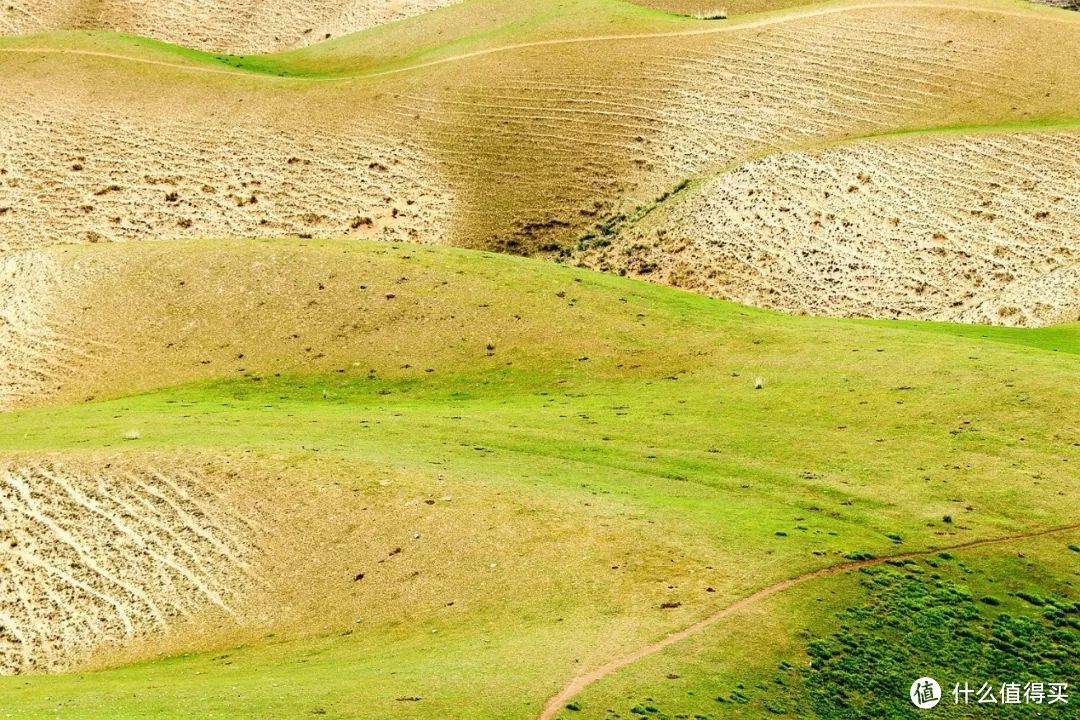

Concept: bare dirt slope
[[401, 3, 1080, 257], [0, 0, 462, 53], [1031, 1, 1079, 10], [5, 3, 1076, 258], [636, 0, 1080, 15], [0, 252, 94, 411], [0, 0, 1077, 341], [578, 131, 1080, 326], [0, 455, 267, 674], [0, 92, 452, 253]]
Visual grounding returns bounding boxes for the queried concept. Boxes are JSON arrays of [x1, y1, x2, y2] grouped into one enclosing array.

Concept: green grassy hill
[[0, 240, 1077, 717], [0, 0, 1078, 718]]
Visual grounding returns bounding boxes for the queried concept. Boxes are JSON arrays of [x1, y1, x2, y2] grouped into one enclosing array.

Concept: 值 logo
[[911, 677, 942, 709]]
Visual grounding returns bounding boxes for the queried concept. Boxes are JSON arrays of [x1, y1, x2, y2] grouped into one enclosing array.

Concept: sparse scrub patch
[[774, 566, 1079, 719], [692, 8, 727, 20]]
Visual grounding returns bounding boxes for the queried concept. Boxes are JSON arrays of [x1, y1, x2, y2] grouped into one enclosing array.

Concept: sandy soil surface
[[0, 455, 266, 674], [0, 92, 453, 253], [636, 0, 1078, 15], [0, 251, 85, 411], [401, 4, 1074, 258], [0, 0, 462, 53], [579, 132, 1080, 326]]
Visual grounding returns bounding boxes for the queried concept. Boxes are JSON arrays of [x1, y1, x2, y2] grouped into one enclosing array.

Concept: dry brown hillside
[[577, 131, 1080, 326], [0, 454, 268, 673], [0, 0, 461, 53], [1, 0, 1078, 328]]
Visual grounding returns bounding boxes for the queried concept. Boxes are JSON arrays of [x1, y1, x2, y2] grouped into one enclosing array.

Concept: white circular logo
[[910, 677, 942, 709]]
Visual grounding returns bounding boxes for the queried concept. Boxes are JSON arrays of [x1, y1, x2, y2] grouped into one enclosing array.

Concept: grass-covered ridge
[[12, 239, 1079, 536], [560, 537, 1080, 719], [0, 239, 1075, 716]]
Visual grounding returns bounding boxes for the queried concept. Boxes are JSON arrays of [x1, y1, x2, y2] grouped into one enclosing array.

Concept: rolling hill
[[0, 1, 1077, 719], [2, 0, 1078, 323], [0, 0, 463, 53]]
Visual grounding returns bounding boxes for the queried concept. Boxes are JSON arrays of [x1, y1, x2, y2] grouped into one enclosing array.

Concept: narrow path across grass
[[537, 522, 1080, 720], [1, 1, 1076, 82]]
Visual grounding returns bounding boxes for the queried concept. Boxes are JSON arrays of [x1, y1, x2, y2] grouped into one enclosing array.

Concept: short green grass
[[0, 241, 1076, 717], [555, 534, 1080, 719]]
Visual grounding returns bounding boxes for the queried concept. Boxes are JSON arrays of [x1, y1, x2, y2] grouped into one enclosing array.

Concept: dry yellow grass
[[0, 251, 84, 411], [0, 86, 452, 253], [4, 238, 666, 407], [0, 453, 267, 674], [0, 0, 462, 53], [2, 2, 1076, 262], [578, 130, 1080, 325]]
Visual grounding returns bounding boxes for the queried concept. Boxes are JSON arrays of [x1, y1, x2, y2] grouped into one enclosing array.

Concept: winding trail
[[0, 1, 1077, 82], [537, 522, 1080, 720]]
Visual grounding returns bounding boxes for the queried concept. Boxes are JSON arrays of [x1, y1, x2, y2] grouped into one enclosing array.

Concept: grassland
[[558, 535, 1080, 719], [0, 240, 1077, 717], [0, 0, 1078, 717]]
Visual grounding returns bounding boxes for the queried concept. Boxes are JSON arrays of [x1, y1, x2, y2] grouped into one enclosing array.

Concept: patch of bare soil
[[0, 251, 89, 410], [0, 0, 462, 54], [0, 455, 267, 674], [0, 93, 453, 252], [406, 5, 1061, 254], [579, 132, 1080, 326]]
